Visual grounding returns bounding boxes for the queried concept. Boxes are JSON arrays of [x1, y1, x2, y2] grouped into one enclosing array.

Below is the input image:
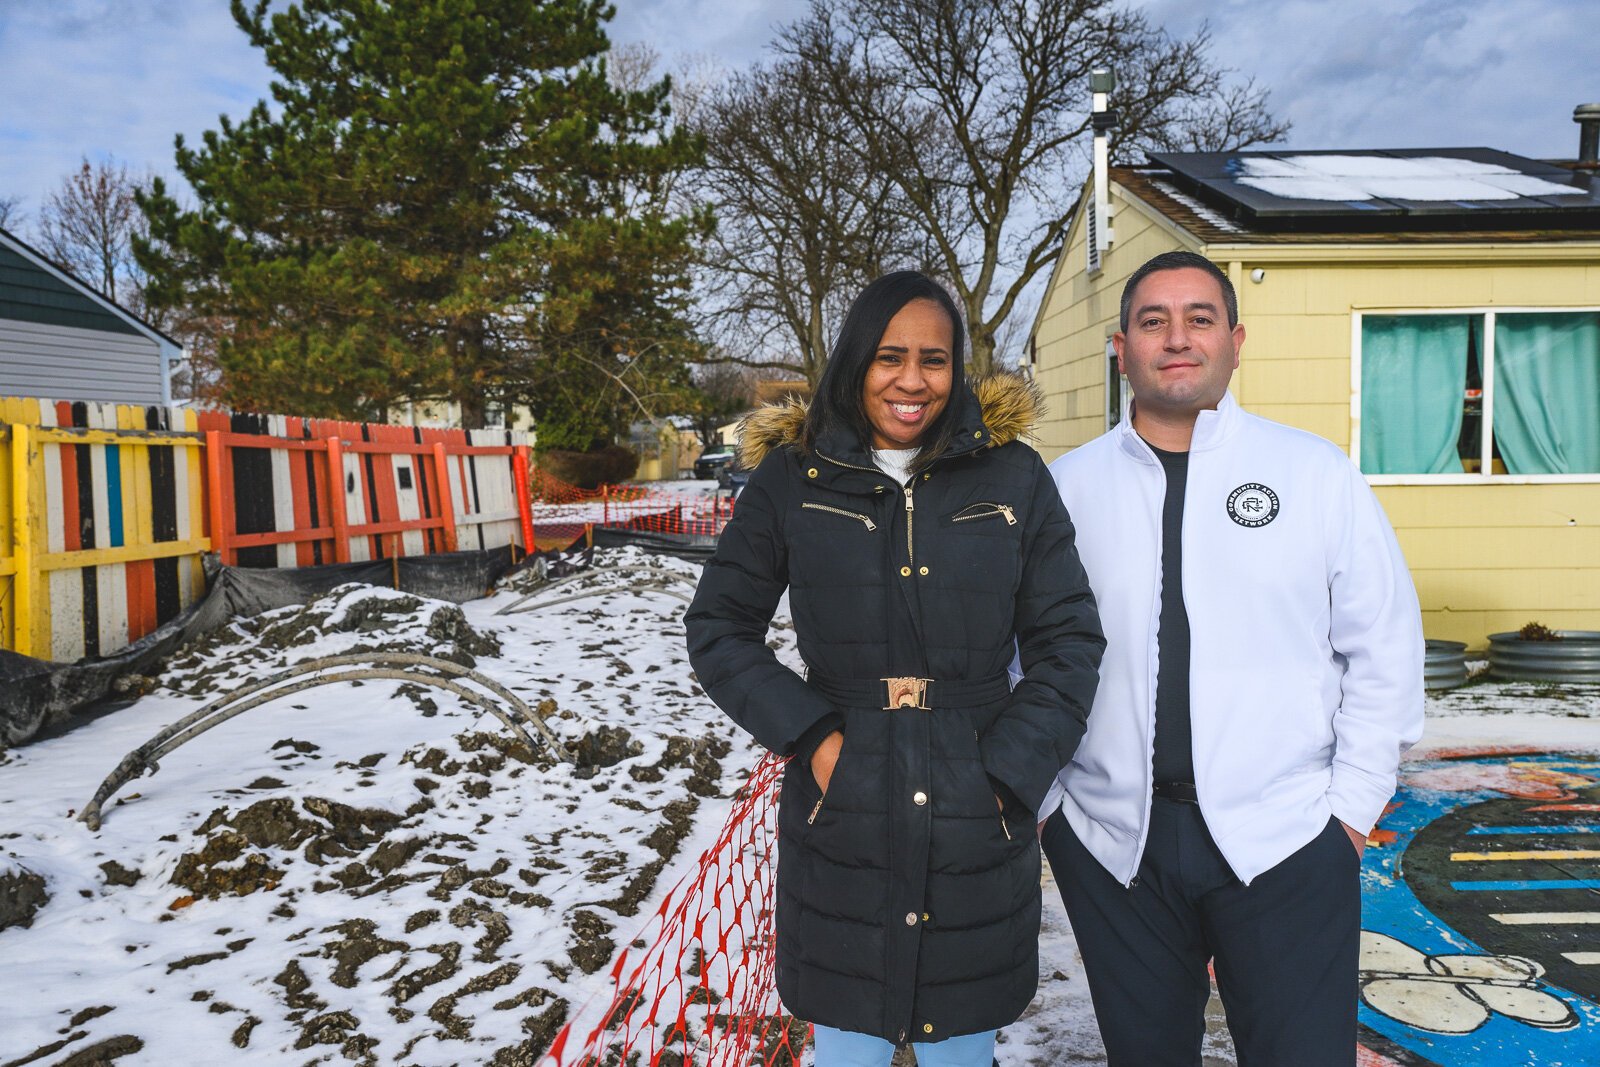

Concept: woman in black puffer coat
[[685, 271, 1102, 1064]]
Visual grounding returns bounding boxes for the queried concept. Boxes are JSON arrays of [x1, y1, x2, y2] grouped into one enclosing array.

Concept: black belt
[[807, 672, 1011, 711], [1153, 780, 1199, 804]]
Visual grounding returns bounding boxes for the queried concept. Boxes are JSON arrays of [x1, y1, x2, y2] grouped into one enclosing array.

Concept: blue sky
[[1, 0, 1593, 222]]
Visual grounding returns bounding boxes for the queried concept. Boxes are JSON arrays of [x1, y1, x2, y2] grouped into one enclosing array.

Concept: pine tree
[[137, 0, 706, 427]]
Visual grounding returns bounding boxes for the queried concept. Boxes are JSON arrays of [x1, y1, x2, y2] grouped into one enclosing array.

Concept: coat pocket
[[968, 727, 1014, 841], [805, 732, 851, 825], [945, 501, 1016, 527], [800, 501, 877, 531]]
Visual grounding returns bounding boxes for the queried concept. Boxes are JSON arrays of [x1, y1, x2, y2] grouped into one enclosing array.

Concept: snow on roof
[[1147, 176, 1247, 233], [1234, 154, 1580, 202]]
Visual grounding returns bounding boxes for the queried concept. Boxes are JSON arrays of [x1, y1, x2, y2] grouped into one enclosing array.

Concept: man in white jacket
[[1038, 251, 1424, 1065]]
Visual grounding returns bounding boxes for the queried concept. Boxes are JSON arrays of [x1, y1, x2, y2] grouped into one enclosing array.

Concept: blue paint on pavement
[[1360, 752, 1600, 1067]]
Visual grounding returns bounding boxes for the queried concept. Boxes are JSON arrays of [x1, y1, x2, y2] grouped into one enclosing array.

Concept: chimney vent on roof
[[1088, 68, 1118, 273], [1577, 103, 1600, 166]]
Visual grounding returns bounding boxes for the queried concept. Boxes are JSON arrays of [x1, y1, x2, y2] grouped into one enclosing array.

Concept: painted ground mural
[[1359, 749, 1600, 1066]]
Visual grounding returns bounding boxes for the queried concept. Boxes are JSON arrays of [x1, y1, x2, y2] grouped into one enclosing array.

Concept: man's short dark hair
[[1119, 251, 1238, 333]]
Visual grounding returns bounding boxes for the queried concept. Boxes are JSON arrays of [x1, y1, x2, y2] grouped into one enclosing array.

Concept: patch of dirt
[[567, 724, 642, 776], [293, 1009, 362, 1051], [487, 995, 569, 1065], [273, 959, 325, 1013], [320, 919, 407, 989], [390, 943, 462, 1005], [568, 910, 615, 975], [172, 796, 408, 900], [160, 585, 503, 696], [52, 1035, 145, 1065], [0, 862, 49, 931], [98, 861, 138, 888]]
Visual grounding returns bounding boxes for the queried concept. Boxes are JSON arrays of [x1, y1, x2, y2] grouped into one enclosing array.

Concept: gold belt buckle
[[882, 676, 932, 710]]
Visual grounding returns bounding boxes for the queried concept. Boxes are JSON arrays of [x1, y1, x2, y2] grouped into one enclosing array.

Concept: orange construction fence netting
[[541, 753, 809, 1066], [529, 467, 738, 551]]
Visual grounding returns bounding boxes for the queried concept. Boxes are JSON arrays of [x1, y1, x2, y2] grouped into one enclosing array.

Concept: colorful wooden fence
[[2, 396, 533, 663]]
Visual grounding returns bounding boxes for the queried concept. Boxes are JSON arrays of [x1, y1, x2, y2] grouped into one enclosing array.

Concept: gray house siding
[[0, 230, 174, 405], [0, 317, 164, 404]]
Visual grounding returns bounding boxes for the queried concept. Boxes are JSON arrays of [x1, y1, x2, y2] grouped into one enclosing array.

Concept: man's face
[[1113, 267, 1244, 419]]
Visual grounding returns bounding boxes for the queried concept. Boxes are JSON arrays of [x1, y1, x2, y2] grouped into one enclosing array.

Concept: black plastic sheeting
[[591, 525, 720, 562], [0, 547, 524, 749]]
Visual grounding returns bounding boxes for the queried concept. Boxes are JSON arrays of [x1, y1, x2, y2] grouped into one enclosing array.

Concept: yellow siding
[[1028, 186, 1600, 645], [1376, 484, 1600, 646]]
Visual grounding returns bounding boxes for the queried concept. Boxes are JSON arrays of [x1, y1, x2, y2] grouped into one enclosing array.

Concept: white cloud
[[608, 0, 808, 68], [0, 0, 274, 214], [1133, 0, 1595, 158], [0, 0, 809, 218], [5, 0, 1587, 227]]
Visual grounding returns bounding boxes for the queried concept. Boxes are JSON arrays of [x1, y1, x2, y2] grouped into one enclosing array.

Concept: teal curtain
[[1361, 316, 1468, 474], [1493, 312, 1600, 475]]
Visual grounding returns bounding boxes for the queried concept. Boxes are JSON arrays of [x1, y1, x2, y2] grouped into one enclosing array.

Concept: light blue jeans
[[812, 1023, 997, 1066]]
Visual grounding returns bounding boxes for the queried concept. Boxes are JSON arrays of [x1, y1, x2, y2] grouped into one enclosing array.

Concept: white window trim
[[1104, 338, 1129, 433], [1350, 305, 1600, 485]]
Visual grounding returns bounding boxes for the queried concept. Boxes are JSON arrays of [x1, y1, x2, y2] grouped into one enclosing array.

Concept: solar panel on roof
[[1148, 148, 1600, 228]]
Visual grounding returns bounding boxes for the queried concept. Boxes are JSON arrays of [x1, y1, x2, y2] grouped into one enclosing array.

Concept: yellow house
[[1029, 147, 1600, 647]]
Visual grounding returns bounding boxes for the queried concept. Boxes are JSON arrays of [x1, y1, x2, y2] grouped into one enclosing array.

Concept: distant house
[[716, 378, 813, 447], [1028, 139, 1600, 646], [0, 226, 181, 405]]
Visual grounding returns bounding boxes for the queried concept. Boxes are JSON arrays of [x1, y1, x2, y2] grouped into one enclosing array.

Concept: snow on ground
[[638, 479, 723, 497], [0, 547, 764, 1065], [3, 549, 1598, 1065], [532, 478, 725, 528]]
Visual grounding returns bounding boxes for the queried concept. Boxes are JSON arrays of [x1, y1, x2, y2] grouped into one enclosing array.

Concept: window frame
[[1350, 306, 1600, 485], [1104, 337, 1130, 432]]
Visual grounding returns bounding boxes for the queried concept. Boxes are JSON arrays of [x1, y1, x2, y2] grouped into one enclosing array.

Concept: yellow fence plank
[[32, 427, 202, 447], [36, 538, 211, 572], [182, 408, 206, 600]]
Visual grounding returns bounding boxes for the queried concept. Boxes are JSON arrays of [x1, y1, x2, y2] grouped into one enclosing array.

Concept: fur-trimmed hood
[[736, 371, 1045, 471]]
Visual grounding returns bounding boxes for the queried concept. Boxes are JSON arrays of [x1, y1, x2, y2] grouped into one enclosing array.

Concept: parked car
[[694, 446, 736, 480]]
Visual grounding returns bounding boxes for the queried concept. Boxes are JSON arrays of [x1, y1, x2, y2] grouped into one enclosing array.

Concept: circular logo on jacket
[[1226, 483, 1279, 527]]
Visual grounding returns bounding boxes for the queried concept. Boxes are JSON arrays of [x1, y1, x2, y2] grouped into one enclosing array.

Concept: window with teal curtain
[[1492, 312, 1600, 474], [1360, 315, 1470, 474]]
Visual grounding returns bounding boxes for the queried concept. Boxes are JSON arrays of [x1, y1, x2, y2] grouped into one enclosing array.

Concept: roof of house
[[1115, 148, 1600, 244], [0, 225, 180, 347], [755, 378, 810, 404]]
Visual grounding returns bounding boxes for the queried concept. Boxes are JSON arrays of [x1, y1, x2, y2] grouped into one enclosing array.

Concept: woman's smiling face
[[861, 298, 954, 450]]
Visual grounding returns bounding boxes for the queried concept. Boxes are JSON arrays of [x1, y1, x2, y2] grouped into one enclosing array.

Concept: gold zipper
[[801, 502, 877, 531], [904, 486, 915, 564], [1000, 811, 1013, 841], [951, 503, 1016, 526], [808, 795, 825, 824], [816, 451, 881, 475]]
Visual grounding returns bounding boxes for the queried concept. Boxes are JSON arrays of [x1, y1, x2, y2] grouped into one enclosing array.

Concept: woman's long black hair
[[801, 271, 967, 469]]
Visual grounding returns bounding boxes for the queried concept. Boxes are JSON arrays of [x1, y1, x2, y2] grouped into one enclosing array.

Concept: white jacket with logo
[[1039, 392, 1424, 885]]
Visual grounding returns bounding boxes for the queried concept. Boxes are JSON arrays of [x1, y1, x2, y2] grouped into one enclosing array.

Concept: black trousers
[[1042, 798, 1360, 1067]]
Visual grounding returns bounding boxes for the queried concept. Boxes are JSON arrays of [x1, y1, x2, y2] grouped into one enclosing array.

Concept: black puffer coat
[[685, 374, 1102, 1044]]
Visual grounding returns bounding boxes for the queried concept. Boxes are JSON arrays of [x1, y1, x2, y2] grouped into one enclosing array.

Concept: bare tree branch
[[37, 157, 151, 304], [688, 51, 935, 386], [777, 0, 1290, 374]]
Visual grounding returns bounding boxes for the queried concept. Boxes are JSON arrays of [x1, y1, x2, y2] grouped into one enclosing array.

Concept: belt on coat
[[806, 672, 1011, 711]]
